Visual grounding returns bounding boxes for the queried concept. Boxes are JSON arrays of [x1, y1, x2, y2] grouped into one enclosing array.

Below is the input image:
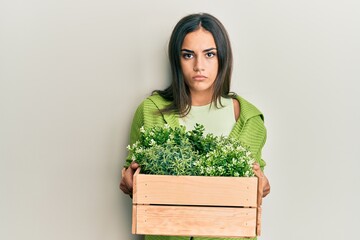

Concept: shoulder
[[232, 98, 240, 121], [146, 93, 172, 110], [231, 94, 264, 121], [135, 93, 171, 112], [132, 93, 178, 128]]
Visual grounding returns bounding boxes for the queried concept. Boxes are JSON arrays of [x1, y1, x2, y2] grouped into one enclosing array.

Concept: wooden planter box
[[132, 168, 263, 238]]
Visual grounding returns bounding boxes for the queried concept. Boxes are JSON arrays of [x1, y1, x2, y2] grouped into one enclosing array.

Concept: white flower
[[135, 148, 143, 153], [206, 166, 213, 174], [150, 139, 156, 146], [140, 126, 145, 133], [237, 145, 245, 151]]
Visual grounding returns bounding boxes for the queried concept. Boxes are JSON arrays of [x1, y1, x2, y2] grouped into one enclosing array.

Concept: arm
[[253, 162, 271, 198], [236, 115, 267, 169], [236, 115, 270, 197], [119, 162, 139, 197], [119, 102, 145, 196], [119, 97, 167, 196]]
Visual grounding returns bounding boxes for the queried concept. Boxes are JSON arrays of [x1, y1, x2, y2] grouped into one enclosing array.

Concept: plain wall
[[1, 0, 359, 239]]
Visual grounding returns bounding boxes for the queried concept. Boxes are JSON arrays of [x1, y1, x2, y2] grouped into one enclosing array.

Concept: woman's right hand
[[119, 162, 139, 197]]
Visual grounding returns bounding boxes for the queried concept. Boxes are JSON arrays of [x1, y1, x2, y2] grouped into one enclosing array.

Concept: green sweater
[[127, 93, 267, 240], [128, 93, 267, 169]]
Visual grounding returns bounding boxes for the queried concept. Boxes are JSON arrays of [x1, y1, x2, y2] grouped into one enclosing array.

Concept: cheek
[[180, 61, 186, 72], [210, 62, 219, 78], [181, 63, 192, 77]]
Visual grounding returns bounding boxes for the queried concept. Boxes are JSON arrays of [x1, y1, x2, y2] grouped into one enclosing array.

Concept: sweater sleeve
[[129, 102, 145, 146], [125, 101, 145, 167], [125, 97, 169, 166], [237, 115, 267, 171]]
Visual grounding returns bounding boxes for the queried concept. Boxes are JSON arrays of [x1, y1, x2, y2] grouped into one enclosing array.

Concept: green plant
[[126, 124, 255, 177]]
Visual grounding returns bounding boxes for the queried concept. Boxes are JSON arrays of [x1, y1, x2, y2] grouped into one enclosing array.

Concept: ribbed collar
[[147, 93, 263, 137]]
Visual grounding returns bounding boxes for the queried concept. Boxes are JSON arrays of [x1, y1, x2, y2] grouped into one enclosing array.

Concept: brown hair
[[154, 13, 233, 117]]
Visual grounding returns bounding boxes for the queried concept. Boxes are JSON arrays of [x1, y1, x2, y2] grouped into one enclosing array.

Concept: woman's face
[[180, 28, 219, 98]]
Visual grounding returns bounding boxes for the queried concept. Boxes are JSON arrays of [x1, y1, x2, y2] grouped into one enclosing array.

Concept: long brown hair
[[154, 13, 233, 117]]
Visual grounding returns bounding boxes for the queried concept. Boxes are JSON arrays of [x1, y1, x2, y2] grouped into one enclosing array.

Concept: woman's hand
[[119, 162, 140, 197], [252, 163, 270, 198]]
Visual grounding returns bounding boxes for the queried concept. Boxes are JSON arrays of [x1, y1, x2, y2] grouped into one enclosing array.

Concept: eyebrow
[[181, 47, 217, 53]]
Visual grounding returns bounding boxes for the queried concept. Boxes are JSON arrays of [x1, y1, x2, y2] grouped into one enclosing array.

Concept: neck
[[190, 91, 213, 106]]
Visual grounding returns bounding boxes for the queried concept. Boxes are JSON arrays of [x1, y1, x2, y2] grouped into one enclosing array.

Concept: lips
[[192, 75, 207, 80]]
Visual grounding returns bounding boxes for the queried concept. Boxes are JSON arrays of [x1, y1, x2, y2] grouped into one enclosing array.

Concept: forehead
[[182, 28, 216, 50]]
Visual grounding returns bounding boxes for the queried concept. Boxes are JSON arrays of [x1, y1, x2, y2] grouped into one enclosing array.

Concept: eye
[[205, 51, 216, 58], [182, 53, 194, 59]]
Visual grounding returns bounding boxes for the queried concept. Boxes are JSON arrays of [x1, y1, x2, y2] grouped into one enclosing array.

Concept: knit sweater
[[128, 93, 267, 170], [127, 93, 267, 240]]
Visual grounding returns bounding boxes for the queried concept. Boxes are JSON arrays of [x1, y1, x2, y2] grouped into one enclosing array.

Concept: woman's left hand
[[252, 163, 270, 198]]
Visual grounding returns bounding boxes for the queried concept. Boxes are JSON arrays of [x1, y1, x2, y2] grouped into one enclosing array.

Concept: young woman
[[120, 13, 270, 240]]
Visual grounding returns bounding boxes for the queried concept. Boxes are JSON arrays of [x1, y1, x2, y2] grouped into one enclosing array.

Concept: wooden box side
[[134, 205, 257, 237], [256, 207, 262, 236], [133, 171, 258, 207], [256, 174, 263, 236], [132, 204, 137, 234]]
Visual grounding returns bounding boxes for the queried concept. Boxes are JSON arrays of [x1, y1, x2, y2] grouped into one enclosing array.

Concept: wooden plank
[[131, 205, 137, 234], [257, 175, 263, 207], [133, 173, 258, 207], [256, 207, 262, 236], [133, 168, 139, 203], [134, 205, 257, 237]]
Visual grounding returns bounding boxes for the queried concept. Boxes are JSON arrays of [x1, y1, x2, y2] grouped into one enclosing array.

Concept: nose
[[193, 56, 205, 72]]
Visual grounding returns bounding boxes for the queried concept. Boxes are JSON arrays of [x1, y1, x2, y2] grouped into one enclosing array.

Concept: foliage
[[126, 124, 255, 177]]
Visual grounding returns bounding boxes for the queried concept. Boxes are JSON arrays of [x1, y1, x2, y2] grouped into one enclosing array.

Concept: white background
[[1, 0, 359, 239]]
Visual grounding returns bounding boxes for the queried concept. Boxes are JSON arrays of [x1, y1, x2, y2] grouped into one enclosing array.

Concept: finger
[[120, 168, 130, 193], [130, 162, 139, 170], [262, 176, 271, 197], [121, 168, 126, 178], [126, 162, 139, 191], [120, 181, 130, 195], [263, 186, 270, 197], [252, 162, 260, 170], [120, 169, 124, 190], [252, 163, 263, 178], [124, 167, 135, 191]]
